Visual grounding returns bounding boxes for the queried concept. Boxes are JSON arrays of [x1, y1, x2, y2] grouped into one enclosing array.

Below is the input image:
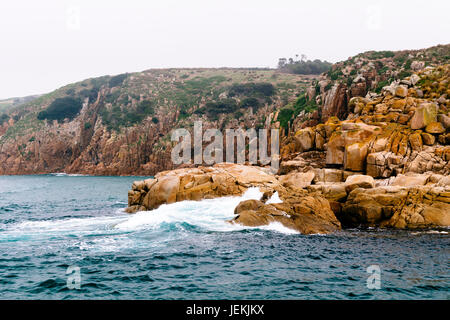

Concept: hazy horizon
[[1, 0, 449, 99]]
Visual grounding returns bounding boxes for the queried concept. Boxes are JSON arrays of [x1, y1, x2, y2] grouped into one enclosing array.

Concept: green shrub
[[375, 80, 389, 93], [204, 99, 238, 120], [240, 97, 261, 109], [398, 70, 412, 79], [292, 94, 317, 116], [328, 69, 343, 81], [109, 73, 128, 87], [137, 100, 155, 115], [278, 58, 332, 75], [378, 66, 389, 75], [234, 111, 244, 119], [79, 88, 99, 102], [0, 113, 9, 125], [366, 51, 395, 59], [37, 97, 83, 122], [100, 99, 155, 131], [404, 59, 412, 70], [277, 107, 294, 129], [228, 83, 275, 97]]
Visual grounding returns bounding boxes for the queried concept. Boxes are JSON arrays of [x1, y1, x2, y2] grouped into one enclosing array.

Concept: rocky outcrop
[[341, 186, 450, 229], [281, 64, 450, 181], [229, 191, 341, 235], [126, 163, 281, 212], [127, 160, 449, 232]]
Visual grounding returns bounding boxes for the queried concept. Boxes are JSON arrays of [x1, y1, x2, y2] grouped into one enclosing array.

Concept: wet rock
[[230, 193, 341, 235]]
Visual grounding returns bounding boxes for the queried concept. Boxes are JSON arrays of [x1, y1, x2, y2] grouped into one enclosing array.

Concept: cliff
[[0, 69, 313, 175]]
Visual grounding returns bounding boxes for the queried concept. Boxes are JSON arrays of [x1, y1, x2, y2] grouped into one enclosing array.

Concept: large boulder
[[391, 173, 430, 187], [344, 142, 369, 172], [326, 121, 380, 168], [410, 103, 438, 130], [366, 151, 403, 178], [294, 128, 315, 152], [278, 171, 315, 189], [146, 175, 180, 208], [230, 192, 341, 234], [344, 174, 375, 193]]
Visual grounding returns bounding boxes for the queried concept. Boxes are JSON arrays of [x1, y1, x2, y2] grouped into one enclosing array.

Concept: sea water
[[0, 175, 448, 299]]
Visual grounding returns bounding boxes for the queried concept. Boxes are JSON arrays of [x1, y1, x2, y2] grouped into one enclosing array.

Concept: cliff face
[[0, 69, 313, 175]]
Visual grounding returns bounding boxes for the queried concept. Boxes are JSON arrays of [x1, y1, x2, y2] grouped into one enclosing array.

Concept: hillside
[[0, 68, 313, 175], [0, 44, 448, 176]]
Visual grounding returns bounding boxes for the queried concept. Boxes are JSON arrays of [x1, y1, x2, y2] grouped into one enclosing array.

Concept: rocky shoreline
[[126, 64, 450, 235], [126, 163, 449, 234]]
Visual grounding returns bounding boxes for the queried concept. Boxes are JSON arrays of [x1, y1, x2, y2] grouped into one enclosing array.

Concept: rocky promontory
[[127, 61, 450, 234], [127, 163, 449, 234]]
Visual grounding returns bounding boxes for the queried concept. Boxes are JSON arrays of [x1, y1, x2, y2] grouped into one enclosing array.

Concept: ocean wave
[[115, 187, 265, 232], [49, 173, 90, 177], [0, 188, 299, 244], [116, 187, 299, 235]]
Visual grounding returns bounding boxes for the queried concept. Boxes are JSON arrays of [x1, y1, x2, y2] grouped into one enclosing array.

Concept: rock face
[[281, 64, 450, 181], [278, 171, 315, 189]]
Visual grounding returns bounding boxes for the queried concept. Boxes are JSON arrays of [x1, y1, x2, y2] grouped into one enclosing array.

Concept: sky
[[0, 0, 449, 99]]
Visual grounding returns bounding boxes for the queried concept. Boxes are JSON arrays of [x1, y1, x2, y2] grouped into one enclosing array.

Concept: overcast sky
[[0, 0, 449, 99]]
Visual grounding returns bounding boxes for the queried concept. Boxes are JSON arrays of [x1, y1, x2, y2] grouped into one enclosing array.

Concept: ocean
[[0, 175, 448, 299]]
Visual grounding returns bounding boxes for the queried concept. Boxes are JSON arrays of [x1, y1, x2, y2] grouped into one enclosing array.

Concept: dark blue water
[[0, 175, 448, 299]]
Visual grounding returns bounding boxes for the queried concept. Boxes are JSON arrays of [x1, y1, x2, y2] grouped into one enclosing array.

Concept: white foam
[[115, 187, 264, 232], [3, 187, 300, 242], [266, 191, 282, 204], [248, 222, 299, 235], [2, 215, 127, 241], [49, 172, 89, 177]]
